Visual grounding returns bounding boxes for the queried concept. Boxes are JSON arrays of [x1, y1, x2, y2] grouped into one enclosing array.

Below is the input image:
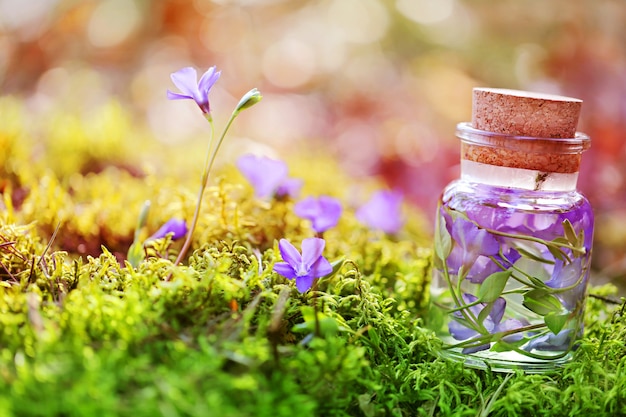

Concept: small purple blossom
[[236, 154, 302, 199], [447, 245, 521, 284], [448, 218, 500, 271], [167, 66, 221, 115], [356, 190, 404, 234], [273, 238, 333, 293], [449, 294, 526, 354], [294, 196, 343, 233], [462, 248, 521, 284], [524, 329, 573, 352], [459, 188, 594, 246], [546, 257, 586, 310], [147, 218, 188, 241], [276, 177, 304, 199]]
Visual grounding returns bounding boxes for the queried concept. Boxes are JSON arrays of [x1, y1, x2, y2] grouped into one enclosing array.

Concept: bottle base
[[437, 347, 573, 374]]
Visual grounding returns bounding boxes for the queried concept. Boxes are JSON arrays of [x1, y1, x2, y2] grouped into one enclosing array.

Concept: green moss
[[1, 97, 626, 416]]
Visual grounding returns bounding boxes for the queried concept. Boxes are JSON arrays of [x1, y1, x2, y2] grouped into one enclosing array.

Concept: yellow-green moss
[[1, 96, 625, 416]]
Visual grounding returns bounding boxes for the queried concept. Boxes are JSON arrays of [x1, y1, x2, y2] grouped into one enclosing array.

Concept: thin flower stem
[[312, 278, 320, 337], [490, 255, 536, 288], [448, 207, 584, 257], [549, 265, 589, 294], [439, 257, 469, 321], [433, 205, 464, 315], [487, 228, 582, 259], [444, 323, 546, 351], [500, 289, 529, 296], [443, 266, 484, 334], [457, 266, 489, 333], [510, 345, 570, 360], [491, 250, 588, 295], [446, 298, 485, 314], [205, 110, 239, 188], [168, 110, 240, 279], [433, 209, 484, 332]]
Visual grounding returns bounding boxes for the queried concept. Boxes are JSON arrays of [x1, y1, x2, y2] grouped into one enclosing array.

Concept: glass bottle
[[430, 89, 593, 373]]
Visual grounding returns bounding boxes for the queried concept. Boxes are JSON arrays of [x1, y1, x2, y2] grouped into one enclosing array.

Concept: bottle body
[[430, 126, 594, 372]]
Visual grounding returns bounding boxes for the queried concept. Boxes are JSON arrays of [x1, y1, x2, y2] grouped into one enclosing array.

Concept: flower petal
[[167, 90, 194, 100], [148, 218, 188, 241], [301, 237, 325, 269], [546, 258, 582, 289], [237, 154, 288, 198], [309, 255, 332, 278], [524, 329, 572, 352], [278, 239, 302, 268], [449, 319, 478, 341], [489, 297, 506, 324], [197, 66, 220, 94], [313, 196, 342, 232], [275, 177, 303, 199], [496, 319, 526, 342], [170, 67, 200, 98], [195, 67, 220, 113], [294, 197, 319, 218], [295, 275, 315, 293], [356, 190, 404, 234], [273, 262, 297, 280], [296, 196, 342, 233], [451, 218, 499, 267]]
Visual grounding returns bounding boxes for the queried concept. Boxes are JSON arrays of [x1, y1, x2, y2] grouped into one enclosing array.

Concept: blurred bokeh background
[[1, 0, 626, 284]]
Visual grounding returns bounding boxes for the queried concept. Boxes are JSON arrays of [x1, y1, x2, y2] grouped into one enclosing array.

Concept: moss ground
[[1, 96, 625, 416]]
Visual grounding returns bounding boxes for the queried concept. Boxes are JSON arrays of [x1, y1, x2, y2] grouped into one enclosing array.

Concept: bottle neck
[[456, 122, 589, 192], [460, 159, 579, 191]]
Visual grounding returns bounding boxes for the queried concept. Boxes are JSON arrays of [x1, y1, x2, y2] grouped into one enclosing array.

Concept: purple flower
[[167, 66, 221, 114], [447, 244, 519, 284], [273, 238, 333, 293], [356, 190, 404, 234], [546, 257, 586, 310], [294, 196, 343, 233], [448, 218, 500, 271], [524, 329, 573, 352], [236, 154, 302, 199], [459, 189, 593, 247], [275, 178, 304, 199], [546, 258, 583, 290], [147, 218, 188, 241], [449, 294, 526, 354]]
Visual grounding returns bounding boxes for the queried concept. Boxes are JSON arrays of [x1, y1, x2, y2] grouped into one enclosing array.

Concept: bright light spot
[[333, 121, 380, 176], [37, 67, 71, 96], [514, 43, 548, 86], [396, 0, 454, 25], [314, 33, 348, 73], [244, 94, 322, 147], [327, 0, 389, 44], [32, 67, 71, 110], [148, 99, 207, 145], [418, 63, 475, 122], [262, 38, 316, 88], [87, 0, 142, 48], [286, 9, 348, 74], [0, 0, 58, 39], [394, 123, 439, 166], [341, 49, 392, 89]]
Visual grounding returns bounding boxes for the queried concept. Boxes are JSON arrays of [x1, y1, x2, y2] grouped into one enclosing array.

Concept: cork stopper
[[464, 88, 585, 173]]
